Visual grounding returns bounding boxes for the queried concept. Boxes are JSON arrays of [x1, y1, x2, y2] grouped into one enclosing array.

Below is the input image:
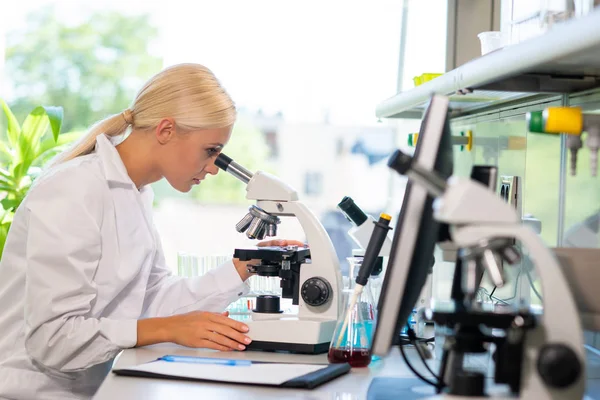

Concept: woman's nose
[[205, 160, 220, 176]]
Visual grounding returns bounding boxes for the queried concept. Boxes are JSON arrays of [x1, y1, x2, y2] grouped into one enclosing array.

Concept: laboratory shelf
[[377, 9, 600, 119]]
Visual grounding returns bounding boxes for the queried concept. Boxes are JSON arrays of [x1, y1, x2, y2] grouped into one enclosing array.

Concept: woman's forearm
[[136, 317, 172, 347], [233, 258, 252, 281]]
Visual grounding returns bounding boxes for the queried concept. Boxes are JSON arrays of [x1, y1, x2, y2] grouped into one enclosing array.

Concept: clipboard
[[113, 355, 351, 389]]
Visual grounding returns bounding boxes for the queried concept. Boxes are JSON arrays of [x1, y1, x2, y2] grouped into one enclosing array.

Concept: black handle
[[356, 214, 392, 286]]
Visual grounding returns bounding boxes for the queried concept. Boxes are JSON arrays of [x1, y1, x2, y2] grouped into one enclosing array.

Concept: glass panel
[[429, 110, 562, 307], [563, 107, 600, 249]]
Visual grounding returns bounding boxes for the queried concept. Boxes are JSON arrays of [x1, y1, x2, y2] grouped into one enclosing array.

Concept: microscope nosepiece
[[257, 224, 267, 240], [246, 218, 263, 239], [236, 213, 254, 233], [267, 223, 277, 237]]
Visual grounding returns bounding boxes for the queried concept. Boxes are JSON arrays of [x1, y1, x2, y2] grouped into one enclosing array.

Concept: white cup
[[477, 31, 508, 55]]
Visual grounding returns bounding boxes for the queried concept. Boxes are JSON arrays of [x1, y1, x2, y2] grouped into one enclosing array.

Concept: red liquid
[[328, 347, 371, 367]]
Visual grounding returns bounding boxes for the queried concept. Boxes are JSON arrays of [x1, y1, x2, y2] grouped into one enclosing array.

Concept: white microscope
[[377, 147, 586, 399], [214, 153, 343, 354], [337, 196, 433, 327], [337, 196, 393, 256]]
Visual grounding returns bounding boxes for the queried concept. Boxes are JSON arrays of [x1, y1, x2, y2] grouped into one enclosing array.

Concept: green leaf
[[0, 141, 13, 164], [0, 185, 18, 194], [21, 107, 49, 151], [1, 198, 20, 211], [0, 167, 14, 182], [36, 131, 80, 160], [12, 163, 27, 181], [0, 99, 21, 148], [0, 175, 13, 187], [0, 179, 13, 190], [17, 106, 63, 178], [0, 220, 11, 259], [43, 106, 63, 142], [2, 213, 14, 225]]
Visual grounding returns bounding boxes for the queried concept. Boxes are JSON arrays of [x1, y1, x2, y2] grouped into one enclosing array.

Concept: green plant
[[0, 99, 80, 256]]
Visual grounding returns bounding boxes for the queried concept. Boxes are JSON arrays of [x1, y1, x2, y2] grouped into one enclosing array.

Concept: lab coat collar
[[95, 134, 133, 185], [95, 134, 154, 208]]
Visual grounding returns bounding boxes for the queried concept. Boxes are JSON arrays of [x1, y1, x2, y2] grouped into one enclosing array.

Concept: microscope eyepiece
[[215, 153, 233, 171], [387, 149, 413, 175], [215, 153, 254, 184], [337, 196, 368, 227], [388, 149, 447, 197]]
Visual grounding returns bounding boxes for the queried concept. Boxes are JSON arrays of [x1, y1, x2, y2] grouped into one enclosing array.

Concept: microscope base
[[367, 377, 437, 400], [242, 316, 337, 354], [367, 377, 521, 399], [245, 340, 330, 354]]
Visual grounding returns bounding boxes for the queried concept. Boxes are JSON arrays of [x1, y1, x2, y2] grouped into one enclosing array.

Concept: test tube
[[177, 252, 189, 277], [191, 255, 198, 277]]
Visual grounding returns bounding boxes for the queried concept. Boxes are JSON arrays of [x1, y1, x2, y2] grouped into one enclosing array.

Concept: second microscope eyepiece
[[338, 196, 368, 226]]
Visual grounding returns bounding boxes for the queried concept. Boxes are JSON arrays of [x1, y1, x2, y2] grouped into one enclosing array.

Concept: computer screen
[[371, 94, 454, 356]]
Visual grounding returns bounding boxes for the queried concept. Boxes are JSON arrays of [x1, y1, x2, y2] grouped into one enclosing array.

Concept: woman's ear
[[155, 118, 176, 145]]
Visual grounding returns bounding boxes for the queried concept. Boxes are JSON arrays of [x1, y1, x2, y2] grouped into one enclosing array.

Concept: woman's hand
[[233, 239, 307, 281], [137, 311, 252, 351], [256, 239, 306, 248]]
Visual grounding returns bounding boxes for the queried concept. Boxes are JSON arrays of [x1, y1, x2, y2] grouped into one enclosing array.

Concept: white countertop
[[93, 343, 600, 399]]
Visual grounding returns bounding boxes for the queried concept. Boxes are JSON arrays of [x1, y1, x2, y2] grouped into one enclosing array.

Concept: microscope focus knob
[[301, 277, 332, 307], [537, 344, 582, 388]]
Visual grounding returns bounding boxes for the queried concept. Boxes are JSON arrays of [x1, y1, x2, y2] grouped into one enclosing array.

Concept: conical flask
[[328, 279, 376, 367]]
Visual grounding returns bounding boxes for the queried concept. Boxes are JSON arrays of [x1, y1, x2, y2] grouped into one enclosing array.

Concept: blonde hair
[[51, 63, 236, 165]]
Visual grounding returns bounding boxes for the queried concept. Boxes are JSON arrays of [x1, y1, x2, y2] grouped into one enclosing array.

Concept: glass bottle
[[328, 277, 376, 367]]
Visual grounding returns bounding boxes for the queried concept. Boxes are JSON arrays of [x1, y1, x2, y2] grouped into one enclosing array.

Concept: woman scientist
[[0, 63, 302, 399]]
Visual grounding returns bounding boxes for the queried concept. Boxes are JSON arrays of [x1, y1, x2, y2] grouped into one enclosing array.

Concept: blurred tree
[[191, 118, 273, 204], [5, 6, 162, 132]]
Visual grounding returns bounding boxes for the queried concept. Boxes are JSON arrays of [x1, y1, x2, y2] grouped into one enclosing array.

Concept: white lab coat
[[0, 134, 248, 400]]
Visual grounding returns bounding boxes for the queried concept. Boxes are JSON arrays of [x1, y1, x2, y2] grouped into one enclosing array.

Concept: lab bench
[[93, 344, 600, 399]]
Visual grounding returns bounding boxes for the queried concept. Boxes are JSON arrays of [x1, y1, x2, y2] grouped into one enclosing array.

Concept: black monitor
[[371, 94, 454, 356]]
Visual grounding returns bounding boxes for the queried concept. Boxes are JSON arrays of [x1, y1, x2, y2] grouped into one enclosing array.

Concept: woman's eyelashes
[[206, 147, 219, 157]]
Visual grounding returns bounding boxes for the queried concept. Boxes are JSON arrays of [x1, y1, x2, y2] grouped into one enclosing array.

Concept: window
[[2, 0, 450, 274], [304, 171, 323, 196]]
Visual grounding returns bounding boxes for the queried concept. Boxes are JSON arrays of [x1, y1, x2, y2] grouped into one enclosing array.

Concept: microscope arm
[[257, 200, 342, 320], [247, 171, 299, 202], [388, 149, 584, 397], [553, 247, 600, 331], [451, 224, 585, 399], [219, 155, 342, 320], [431, 175, 587, 399]]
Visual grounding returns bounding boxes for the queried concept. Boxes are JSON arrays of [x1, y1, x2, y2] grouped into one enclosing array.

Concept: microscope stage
[[234, 246, 311, 262]]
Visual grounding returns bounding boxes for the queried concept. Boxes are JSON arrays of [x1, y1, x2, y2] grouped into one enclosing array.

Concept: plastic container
[[413, 73, 443, 87], [400, 309, 417, 336], [477, 31, 507, 55]]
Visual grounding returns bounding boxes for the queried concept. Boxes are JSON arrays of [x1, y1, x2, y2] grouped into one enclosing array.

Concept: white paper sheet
[[123, 360, 326, 385]]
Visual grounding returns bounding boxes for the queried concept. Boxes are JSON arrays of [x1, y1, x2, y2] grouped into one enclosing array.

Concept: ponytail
[[49, 63, 235, 167], [49, 109, 134, 167]]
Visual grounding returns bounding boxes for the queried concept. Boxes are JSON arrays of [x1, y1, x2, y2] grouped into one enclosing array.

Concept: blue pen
[[158, 355, 252, 366]]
